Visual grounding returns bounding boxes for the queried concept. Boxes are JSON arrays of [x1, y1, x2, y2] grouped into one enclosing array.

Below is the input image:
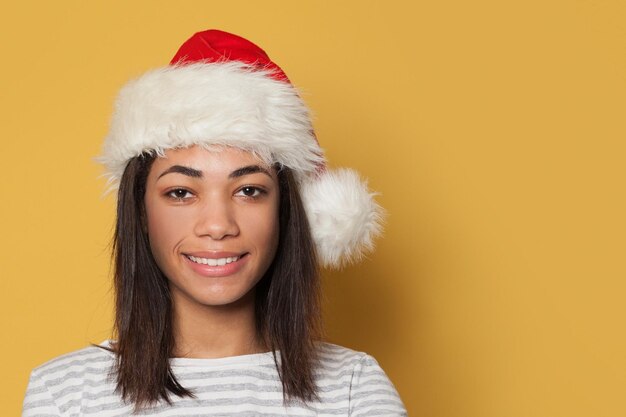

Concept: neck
[[171, 289, 266, 359]]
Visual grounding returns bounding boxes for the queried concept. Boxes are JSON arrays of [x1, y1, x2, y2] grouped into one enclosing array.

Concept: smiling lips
[[187, 255, 241, 266], [183, 252, 248, 277]]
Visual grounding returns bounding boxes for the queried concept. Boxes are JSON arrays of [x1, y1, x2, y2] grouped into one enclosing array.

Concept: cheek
[[145, 202, 187, 259], [242, 203, 280, 256]]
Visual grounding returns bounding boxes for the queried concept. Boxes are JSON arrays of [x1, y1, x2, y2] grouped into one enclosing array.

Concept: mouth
[[182, 252, 249, 278], [183, 253, 248, 267]]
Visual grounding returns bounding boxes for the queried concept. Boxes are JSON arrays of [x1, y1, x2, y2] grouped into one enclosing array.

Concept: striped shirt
[[22, 341, 407, 416]]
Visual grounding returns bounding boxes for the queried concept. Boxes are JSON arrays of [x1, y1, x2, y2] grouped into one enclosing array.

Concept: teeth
[[188, 255, 240, 266]]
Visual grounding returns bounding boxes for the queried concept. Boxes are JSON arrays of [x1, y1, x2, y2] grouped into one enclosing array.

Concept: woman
[[22, 29, 407, 416]]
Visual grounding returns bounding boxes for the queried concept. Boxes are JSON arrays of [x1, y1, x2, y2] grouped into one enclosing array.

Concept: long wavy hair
[[104, 152, 321, 411]]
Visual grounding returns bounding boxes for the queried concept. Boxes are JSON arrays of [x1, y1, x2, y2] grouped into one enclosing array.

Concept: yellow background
[[1, 1, 625, 415]]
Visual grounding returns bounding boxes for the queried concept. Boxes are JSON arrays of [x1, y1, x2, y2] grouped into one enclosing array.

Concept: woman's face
[[144, 145, 280, 309]]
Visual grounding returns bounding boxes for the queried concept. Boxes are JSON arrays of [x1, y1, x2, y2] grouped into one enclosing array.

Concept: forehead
[[149, 145, 273, 176]]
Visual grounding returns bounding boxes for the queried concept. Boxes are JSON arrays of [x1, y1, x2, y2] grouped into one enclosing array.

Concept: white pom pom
[[300, 168, 384, 268]]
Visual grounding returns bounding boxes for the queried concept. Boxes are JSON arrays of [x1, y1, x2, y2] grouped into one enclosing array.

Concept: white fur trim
[[98, 61, 323, 187], [300, 168, 384, 268]]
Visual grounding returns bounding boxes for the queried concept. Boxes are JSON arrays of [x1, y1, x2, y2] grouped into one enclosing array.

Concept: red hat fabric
[[170, 29, 290, 82]]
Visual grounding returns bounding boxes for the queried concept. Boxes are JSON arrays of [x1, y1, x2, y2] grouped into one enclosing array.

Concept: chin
[[185, 286, 257, 308]]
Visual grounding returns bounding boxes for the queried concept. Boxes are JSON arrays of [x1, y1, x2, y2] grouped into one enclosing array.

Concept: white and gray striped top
[[22, 341, 407, 416]]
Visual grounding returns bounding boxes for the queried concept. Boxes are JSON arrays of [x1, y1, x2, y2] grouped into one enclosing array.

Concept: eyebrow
[[157, 165, 203, 179], [157, 164, 272, 180], [228, 165, 272, 179]]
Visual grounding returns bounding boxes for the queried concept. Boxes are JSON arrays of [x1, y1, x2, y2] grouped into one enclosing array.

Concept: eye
[[236, 186, 266, 199], [166, 188, 193, 200]]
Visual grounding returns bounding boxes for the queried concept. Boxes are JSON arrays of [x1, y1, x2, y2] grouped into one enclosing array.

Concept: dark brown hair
[[106, 152, 321, 411]]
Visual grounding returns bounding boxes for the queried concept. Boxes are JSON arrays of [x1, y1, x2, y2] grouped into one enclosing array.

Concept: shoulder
[[316, 342, 367, 365], [315, 342, 386, 375], [23, 342, 118, 416], [30, 341, 115, 379], [315, 342, 407, 416]]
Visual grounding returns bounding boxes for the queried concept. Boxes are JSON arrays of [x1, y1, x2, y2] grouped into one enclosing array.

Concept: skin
[[143, 145, 280, 358]]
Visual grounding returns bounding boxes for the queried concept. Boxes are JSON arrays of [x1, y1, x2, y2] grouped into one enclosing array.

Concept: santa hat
[[99, 29, 383, 268]]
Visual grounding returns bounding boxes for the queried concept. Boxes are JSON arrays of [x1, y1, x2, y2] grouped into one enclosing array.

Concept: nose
[[193, 197, 240, 240]]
